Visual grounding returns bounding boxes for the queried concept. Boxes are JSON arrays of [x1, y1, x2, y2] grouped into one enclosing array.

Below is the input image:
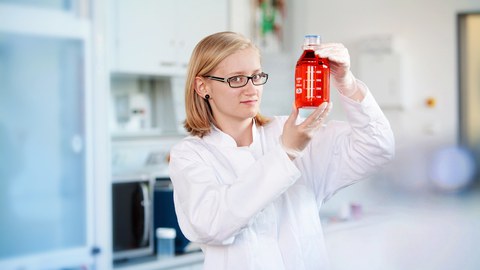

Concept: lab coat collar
[[205, 118, 258, 148]]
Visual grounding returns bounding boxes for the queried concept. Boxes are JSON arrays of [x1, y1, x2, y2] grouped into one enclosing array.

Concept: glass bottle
[[295, 35, 330, 108]]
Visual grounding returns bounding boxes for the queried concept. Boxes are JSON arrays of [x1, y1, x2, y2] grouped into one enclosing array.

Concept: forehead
[[215, 47, 261, 75]]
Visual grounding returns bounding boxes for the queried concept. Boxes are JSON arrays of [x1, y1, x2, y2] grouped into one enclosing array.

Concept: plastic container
[[156, 227, 176, 259], [295, 35, 330, 108]]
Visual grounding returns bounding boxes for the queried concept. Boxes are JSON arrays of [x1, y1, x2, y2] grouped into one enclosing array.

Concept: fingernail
[[319, 102, 328, 111]]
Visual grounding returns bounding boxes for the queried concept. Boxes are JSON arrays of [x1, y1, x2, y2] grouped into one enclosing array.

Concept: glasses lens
[[252, 73, 268, 85], [228, 76, 248, 88], [227, 73, 268, 88]]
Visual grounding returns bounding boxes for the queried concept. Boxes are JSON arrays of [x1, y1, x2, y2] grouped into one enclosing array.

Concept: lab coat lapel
[[203, 122, 259, 179]]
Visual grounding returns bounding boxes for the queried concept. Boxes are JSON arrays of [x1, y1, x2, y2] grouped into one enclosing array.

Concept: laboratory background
[[1, 0, 479, 269]]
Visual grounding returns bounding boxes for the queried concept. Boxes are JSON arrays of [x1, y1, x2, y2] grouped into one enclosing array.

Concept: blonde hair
[[183, 31, 270, 137]]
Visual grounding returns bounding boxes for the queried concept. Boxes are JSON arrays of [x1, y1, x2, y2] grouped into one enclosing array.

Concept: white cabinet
[[113, 0, 176, 75], [110, 0, 228, 138], [173, 0, 229, 67], [112, 0, 229, 76]]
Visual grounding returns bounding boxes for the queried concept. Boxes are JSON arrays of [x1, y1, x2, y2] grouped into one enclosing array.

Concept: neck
[[217, 118, 253, 147]]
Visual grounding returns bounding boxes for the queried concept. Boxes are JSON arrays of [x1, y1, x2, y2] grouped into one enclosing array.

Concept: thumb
[[285, 102, 298, 126]]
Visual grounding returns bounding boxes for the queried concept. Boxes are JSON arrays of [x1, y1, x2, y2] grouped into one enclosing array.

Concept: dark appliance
[[112, 174, 155, 261], [154, 179, 190, 254]]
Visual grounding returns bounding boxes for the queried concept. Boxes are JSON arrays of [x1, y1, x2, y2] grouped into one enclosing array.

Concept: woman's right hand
[[281, 102, 332, 159]]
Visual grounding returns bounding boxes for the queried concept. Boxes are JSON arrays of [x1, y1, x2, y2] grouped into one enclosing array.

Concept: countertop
[[320, 180, 480, 270], [114, 252, 204, 270]]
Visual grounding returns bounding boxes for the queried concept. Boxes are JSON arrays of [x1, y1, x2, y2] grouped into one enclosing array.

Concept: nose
[[243, 80, 259, 95]]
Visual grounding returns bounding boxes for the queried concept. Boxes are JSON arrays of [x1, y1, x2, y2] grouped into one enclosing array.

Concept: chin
[[237, 103, 260, 119], [248, 108, 260, 117]]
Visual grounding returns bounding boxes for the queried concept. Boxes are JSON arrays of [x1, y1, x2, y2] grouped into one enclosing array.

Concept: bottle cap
[[156, 227, 177, 239], [304, 35, 321, 46]]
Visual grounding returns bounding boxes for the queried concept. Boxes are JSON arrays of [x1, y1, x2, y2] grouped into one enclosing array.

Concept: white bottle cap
[[304, 35, 321, 46], [156, 227, 177, 239]]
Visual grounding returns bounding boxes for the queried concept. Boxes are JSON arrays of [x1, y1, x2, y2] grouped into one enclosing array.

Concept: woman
[[169, 31, 394, 270]]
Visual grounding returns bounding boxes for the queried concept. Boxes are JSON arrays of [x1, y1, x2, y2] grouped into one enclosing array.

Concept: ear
[[194, 76, 208, 98]]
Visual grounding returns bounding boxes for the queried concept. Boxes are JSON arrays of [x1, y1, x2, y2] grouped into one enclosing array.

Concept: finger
[[300, 102, 328, 128], [306, 116, 324, 133], [317, 42, 345, 49], [308, 102, 333, 132], [313, 102, 329, 120], [309, 120, 324, 132], [315, 44, 349, 64], [318, 102, 333, 120], [285, 102, 299, 127], [316, 43, 346, 53], [310, 102, 328, 121], [312, 102, 333, 125]]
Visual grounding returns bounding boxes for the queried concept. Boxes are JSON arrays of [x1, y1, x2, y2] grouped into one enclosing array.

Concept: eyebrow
[[226, 69, 262, 77]]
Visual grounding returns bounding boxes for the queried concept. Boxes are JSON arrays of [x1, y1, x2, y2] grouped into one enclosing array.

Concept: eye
[[252, 73, 262, 80], [228, 76, 245, 83]]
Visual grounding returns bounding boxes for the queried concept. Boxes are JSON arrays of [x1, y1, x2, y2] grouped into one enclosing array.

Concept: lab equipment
[[295, 35, 330, 108]]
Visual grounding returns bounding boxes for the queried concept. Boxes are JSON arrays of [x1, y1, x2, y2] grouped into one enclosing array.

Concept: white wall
[[266, 0, 480, 192], [180, 0, 480, 192]]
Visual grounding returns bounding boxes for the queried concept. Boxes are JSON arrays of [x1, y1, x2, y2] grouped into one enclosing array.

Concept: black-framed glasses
[[204, 72, 269, 88]]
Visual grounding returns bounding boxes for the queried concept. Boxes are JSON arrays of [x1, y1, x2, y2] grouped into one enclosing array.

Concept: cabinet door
[[176, 0, 228, 67], [0, 3, 98, 269], [115, 0, 177, 74], [113, 0, 228, 75]]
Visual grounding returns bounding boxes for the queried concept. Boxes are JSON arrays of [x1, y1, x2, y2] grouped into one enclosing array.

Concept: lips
[[240, 100, 257, 105]]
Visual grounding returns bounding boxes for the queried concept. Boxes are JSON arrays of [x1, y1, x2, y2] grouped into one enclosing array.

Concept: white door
[[0, 1, 106, 269]]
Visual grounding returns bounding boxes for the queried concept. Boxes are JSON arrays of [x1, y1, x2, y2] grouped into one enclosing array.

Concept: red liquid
[[295, 49, 330, 108]]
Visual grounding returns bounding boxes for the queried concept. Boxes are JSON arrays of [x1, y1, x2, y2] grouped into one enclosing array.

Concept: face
[[196, 47, 264, 127]]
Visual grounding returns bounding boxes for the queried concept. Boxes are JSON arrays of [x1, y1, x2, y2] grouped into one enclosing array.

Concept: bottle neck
[[302, 44, 320, 51]]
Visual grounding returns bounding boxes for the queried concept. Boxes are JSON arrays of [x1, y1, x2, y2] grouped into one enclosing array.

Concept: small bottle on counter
[[156, 227, 176, 259]]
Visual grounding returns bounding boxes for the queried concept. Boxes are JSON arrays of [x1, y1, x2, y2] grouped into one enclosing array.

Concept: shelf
[[111, 130, 186, 141]]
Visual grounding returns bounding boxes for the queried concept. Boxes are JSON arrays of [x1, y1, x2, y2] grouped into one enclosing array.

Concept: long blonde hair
[[183, 31, 270, 137]]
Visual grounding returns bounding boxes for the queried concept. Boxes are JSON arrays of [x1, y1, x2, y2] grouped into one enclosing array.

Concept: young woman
[[168, 31, 394, 270]]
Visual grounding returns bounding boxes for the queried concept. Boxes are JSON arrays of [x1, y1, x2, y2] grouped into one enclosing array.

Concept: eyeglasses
[[204, 72, 269, 88]]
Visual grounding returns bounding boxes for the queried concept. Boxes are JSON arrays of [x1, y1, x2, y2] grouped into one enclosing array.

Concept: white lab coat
[[169, 81, 395, 270]]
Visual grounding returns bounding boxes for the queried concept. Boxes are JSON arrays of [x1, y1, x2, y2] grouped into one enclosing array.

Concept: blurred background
[[0, 0, 479, 269]]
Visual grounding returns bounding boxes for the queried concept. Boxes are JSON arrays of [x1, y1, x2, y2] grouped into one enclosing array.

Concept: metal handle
[[139, 182, 151, 246]]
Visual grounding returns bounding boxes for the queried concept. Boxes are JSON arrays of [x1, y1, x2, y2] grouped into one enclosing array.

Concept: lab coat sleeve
[[169, 141, 300, 245], [303, 79, 395, 203]]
